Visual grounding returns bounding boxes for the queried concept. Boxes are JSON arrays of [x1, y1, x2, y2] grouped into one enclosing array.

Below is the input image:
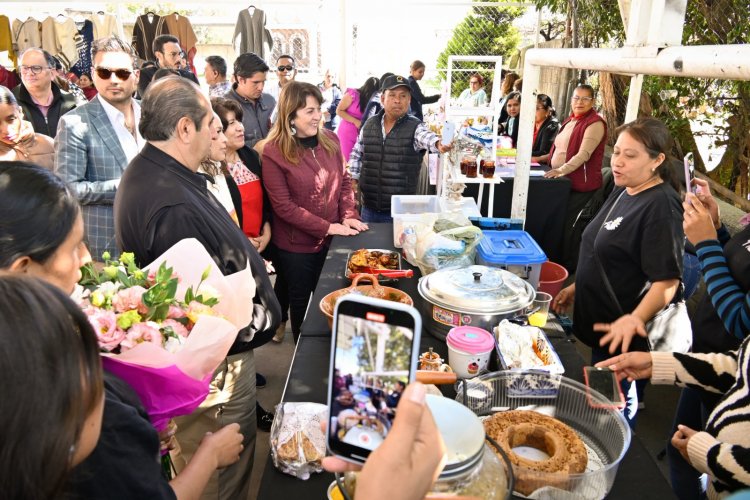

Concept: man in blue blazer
[[56, 36, 145, 260]]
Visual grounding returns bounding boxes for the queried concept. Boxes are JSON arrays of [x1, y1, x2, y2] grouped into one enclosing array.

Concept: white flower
[[164, 335, 186, 354]]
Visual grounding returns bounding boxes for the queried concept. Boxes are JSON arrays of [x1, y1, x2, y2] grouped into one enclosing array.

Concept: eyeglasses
[[19, 65, 49, 75], [470, 80, 480, 85], [571, 96, 593, 102], [277, 65, 294, 72], [94, 67, 134, 80]]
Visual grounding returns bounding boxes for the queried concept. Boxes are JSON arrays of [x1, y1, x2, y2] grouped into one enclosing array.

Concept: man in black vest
[[349, 74, 451, 222]]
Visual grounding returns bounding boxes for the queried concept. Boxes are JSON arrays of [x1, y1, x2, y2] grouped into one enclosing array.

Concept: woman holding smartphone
[[552, 118, 685, 426]]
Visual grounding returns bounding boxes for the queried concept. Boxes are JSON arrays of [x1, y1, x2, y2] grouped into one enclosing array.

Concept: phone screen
[[684, 153, 695, 194], [328, 297, 420, 462], [584, 367, 625, 408]]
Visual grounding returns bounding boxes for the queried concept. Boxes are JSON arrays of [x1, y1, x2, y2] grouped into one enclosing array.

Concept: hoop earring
[[290, 120, 297, 135]]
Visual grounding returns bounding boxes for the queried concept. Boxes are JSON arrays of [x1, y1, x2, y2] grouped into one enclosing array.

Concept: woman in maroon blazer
[[262, 81, 368, 342]]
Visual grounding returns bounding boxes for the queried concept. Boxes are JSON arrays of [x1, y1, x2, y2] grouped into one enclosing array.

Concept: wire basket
[[455, 370, 631, 499]]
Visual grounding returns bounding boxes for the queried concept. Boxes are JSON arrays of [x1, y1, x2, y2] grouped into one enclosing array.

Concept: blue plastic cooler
[[476, 230, 547, 289]]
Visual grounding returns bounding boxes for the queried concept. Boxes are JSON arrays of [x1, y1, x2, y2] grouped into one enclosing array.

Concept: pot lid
[[418, 265, 534, 314], [447, 326, 496, 354]]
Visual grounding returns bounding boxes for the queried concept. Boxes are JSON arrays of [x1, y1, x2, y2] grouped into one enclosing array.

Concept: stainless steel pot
[[418, 265, 535, 340]]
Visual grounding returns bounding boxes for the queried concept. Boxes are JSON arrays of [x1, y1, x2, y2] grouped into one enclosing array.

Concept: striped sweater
[[652, 346, 750, 499], [695, 226, 750, 339], [650, 225, 750, 498]]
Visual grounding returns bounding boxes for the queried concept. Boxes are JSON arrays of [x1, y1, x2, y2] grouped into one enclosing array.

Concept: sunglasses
[[20, 65, 49, 75], [277, 65, 294, 72], [94, 67, 134, 80]]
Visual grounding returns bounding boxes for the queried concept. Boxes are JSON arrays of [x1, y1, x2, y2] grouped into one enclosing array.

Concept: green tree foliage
[[437, 2, 525, 96], [535, 0, 750, 197]]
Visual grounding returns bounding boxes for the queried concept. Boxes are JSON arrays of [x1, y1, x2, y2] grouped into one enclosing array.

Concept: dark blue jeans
[[591, 347, 640, 428], [667, 387, 712, 499], [360, 206, 393, 223], [275, 247, 328, 343]]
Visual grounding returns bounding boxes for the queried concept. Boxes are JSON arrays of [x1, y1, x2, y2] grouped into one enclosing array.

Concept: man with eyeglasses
[[55, 36, 145, 260], [12, 48, 80, 138], [136, 34, 199, 98]]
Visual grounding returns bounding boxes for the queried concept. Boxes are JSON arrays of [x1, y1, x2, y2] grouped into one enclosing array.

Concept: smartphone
[[583, 366, 625, 409], [326, 295, 422, 464], [684, 152, 695, 194]]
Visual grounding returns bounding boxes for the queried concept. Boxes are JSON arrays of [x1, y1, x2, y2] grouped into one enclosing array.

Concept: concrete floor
[[248, 321, 296, 500]]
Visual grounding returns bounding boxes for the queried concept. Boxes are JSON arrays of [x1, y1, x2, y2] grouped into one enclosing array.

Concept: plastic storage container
[[391, 195, 480, 248], [476, 230, 547, 289], [456, 371, 631, 499], [446, 326, 495, 378]]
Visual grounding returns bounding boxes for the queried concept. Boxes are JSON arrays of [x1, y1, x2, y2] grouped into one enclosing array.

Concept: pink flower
[[88, 309, 126, 351], [167, 305, 186, 320], [111, 286, 149, 314], [161, 319, 189, 338], [120, 321, 163, 351]]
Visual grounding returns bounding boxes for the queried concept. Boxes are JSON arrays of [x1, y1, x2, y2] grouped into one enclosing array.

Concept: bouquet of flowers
[[77, 239, 255, 475]]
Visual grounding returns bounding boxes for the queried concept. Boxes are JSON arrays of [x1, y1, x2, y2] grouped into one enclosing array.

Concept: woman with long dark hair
[[263, 81, 367, 342], [553, 118, 685, 426], [0, 162, 243, 499], [531, 94, 560, 164], [0, 85, 54, 169], [336, 76, 380, 162]]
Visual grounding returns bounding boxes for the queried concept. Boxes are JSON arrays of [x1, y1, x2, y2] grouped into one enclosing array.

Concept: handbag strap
[[593, 190, 627, 317]]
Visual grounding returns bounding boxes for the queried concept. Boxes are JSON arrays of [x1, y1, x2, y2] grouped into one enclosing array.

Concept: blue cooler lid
[[477, 230, 547, 265]]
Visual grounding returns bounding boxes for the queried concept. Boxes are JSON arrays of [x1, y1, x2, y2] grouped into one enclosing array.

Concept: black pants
[[275, 247, 328, 343], [562, 189, 596, 273]]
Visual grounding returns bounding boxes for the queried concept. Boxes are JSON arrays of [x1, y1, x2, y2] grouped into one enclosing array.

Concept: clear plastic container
[[390, 195, 480, 248], [456, 371, 631, 500]]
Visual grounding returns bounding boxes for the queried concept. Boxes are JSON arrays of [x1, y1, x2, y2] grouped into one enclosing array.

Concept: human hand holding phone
[[322, 382, 447, 500], [683, 193, 718, 245], [583, 366, 625, 409], [594, 351, 653, 382], [327, 295, 421, 464]]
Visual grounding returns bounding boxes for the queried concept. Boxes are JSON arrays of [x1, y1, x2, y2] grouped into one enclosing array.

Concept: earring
[[290, 120, 297, 135]]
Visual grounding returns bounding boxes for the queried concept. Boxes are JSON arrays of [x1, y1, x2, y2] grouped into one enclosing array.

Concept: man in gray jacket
[[224, 52, 275, 147], [55, 36, 144, 259]]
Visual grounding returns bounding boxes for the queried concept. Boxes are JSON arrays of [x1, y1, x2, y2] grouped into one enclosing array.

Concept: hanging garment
[[41, 17, 79, 71], [12, 18, 42, 55], [233, 8, 273, 58], [90, 13, 124, 40], [158, 13, 198, 74], [0, 15, 17, 66], [132, 13, 161, 62], [69, 20, 94, 77]]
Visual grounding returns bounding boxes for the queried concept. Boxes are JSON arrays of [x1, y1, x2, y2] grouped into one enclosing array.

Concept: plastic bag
[[402, 211, 483, 275], [270, 402, 328, 480]]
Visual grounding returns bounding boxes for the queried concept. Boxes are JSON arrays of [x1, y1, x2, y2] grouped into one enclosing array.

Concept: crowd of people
[[1, 28, 750, 500]]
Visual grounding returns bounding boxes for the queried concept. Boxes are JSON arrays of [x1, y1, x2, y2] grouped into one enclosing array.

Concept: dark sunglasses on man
[[94, 67, 134, 80], [277, 65, 294, 72]]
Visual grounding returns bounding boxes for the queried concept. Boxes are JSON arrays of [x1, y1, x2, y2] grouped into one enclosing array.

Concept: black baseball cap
[[381, 75, 411, 92]]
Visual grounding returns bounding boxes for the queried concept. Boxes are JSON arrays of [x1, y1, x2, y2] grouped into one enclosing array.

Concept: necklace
[[627, 175, 661, 195]]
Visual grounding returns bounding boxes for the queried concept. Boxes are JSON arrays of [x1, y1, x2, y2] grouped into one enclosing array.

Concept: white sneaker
[[272, 321, 286, 343]]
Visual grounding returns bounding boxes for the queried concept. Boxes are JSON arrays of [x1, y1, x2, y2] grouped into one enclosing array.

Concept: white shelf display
[[438, 55, 505, 217]]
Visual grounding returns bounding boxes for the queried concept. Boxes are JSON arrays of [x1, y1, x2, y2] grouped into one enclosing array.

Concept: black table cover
[[463, 176, 570, 264], [258, 225, 674, 499]]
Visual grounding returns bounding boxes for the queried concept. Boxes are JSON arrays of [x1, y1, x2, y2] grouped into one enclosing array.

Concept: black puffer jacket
[[359, 111, 421, 212], [12, 82, 78, 138]]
